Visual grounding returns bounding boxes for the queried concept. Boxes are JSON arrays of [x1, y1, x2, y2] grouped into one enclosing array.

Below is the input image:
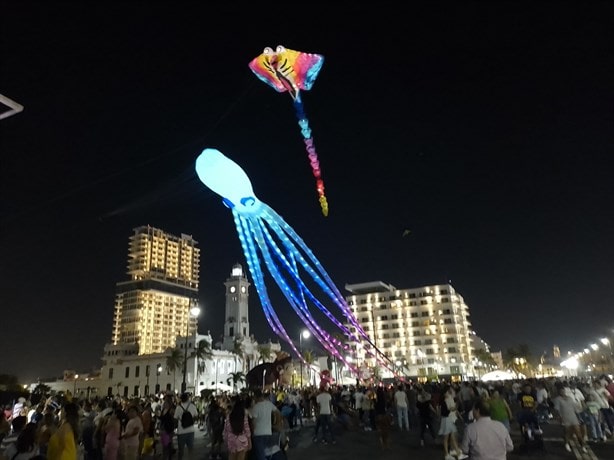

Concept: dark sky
[[2, 3, 613, 381]]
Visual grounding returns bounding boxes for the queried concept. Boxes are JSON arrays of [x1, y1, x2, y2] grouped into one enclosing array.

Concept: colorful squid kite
[[249, 45, 329, 217], [195, 148, 396, 377]]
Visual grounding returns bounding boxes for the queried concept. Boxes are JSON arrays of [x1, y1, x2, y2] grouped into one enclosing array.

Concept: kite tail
[[293, 96, 329, 217]]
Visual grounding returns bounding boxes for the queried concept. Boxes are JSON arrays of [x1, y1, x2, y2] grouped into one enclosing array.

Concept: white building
[[345, 281, 476, 381]]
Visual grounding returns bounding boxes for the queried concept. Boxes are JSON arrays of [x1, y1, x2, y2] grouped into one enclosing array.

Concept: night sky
[[2, 3, 613, 382]]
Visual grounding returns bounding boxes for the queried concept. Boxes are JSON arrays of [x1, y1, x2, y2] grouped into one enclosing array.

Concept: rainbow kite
[[249, 45, 329, 217]]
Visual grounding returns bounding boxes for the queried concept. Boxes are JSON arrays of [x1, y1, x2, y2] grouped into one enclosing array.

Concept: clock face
[[230, 286, 236, 293], [241, 286, 246, 293]]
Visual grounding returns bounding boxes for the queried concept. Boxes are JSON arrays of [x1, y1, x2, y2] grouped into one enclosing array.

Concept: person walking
[[394, 384, 410, 431], [223, 398, 251, 460], [249, 390, 280, 460], [174, 393, 199, 460], [461, 399, 513, 460]]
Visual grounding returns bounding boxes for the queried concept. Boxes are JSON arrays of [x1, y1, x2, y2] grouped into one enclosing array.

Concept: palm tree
[[474, 348, 497, 377], [233, 338, 245, 373], [303, 349, 316, 386], [258, 344, 272, 363], [192, 339, 213, 391], [166, 348, 183, 391], [226, 371, 246, 393]]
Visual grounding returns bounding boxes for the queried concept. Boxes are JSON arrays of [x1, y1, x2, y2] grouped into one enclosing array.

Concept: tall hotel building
[[112, 226, 200, 355], [346, 281, 475, 380]]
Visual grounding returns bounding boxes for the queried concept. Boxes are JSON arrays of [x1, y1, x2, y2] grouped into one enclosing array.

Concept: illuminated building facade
[[112, 226, 200, 355], [345, 281, 476, 380]]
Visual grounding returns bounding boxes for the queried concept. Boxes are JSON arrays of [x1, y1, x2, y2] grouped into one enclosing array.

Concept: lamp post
[[299, 329, 311, 387], [600, 338, 612, 372], [181, 306, 201, 394], [73, 374, 79, 396], [156, 365, 162, 394]]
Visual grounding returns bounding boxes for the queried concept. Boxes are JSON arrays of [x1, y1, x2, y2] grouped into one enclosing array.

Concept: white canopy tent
[[480, 369, 525, 381]]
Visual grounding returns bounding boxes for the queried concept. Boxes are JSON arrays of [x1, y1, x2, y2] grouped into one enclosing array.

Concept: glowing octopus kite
[[195, 148, 395, 377], [249, 45, 329, 217]]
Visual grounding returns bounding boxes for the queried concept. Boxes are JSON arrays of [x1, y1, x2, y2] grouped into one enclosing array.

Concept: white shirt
[[462, 416, 514, 460], [354, 392, 364, 408], [536, 388, 548, 404], [249, 400, 277, 436], [394, 390, 408, 408], [316, 392, 333, 415], [174, 401, 198, 435]]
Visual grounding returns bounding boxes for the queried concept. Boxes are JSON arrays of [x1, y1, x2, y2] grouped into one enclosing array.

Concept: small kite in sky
[[249, 45, 329, 217]]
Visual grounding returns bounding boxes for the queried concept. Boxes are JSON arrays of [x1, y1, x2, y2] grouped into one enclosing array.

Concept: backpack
[[180, 404, 194, 428]]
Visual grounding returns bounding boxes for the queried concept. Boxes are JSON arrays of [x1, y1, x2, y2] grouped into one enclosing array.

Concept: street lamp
[[299, 329, 311, 387], [181, 306, 201, 393], [156, 365, 162, 393], [73, 374, 79, 396]]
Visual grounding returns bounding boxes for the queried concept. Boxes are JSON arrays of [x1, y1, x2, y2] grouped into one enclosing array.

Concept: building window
[[135, 366, 140, 378], [409, 293, 416, 299], [108, 368, 114, 379], [134, 385, 139, 396], [391, 314, 398, 320], [450, 365, 460, 374], [379, 315, 388, 320], [360, 306, 368, 311], [448, 347, 457, 353], [125, 367, 130, 378], [421, 311, 429, 317], [229, 327, 234, 336], [420, 300, 428, 305], [414, 340, 422, 345], [410, 313, 418, 318]]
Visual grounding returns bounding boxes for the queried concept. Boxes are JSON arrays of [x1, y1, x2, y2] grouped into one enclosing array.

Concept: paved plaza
[[189, 417, 614, 460]]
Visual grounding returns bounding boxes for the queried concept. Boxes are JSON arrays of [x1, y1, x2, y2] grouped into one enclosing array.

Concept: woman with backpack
[[223, 397, 251, 460]]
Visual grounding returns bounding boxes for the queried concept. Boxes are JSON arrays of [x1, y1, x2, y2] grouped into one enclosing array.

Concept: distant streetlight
[[156, 364, 162, 393], [73, 374, 79, 396], [590, 343, 599, 351], [299, 329, 311, 387], [181, 306, 201, 393]]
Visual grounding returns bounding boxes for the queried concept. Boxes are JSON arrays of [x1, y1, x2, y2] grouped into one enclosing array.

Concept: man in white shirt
[[461, 400, 513, 460], [249, 389, 280, 460], [174, 393, 199, 460], [394, 384, 410, 431], [313, 387, 335, 444]]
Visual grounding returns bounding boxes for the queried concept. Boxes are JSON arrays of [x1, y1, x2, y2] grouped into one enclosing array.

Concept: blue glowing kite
[[195, 148, 394, 376]]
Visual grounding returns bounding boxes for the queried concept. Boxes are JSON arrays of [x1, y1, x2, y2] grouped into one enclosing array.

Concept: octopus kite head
[[195, 148, 262, 215]]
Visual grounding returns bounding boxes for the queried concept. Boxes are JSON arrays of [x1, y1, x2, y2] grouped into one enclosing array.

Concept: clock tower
[[223, 263, 250, 349]]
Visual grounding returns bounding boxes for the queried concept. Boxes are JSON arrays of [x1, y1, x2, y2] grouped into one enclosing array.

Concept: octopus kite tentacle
[[195, 148, 397, 378]]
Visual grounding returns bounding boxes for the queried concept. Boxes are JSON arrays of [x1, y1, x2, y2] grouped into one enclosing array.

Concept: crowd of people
[[0, 373, 613, 460]]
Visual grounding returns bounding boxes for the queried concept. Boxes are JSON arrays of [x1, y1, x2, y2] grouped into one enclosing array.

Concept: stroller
[[264, 431, 289, 460], [518, 418, 545, 455]]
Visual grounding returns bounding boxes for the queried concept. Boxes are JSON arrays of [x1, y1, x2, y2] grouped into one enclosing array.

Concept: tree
[[504, 345, 533, 376], [233, 338, 245, 373], [166, 348, 183, 391], [226, 372, 246, 393], [474, 348, 497, 377], [192, 339, 213, 390], [303, 350, 316, 386], [258, 344, 273, 363], [31, 383, 52, 404]]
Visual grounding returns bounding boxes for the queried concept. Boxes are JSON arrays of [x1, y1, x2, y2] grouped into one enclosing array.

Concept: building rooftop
[[344, 281, 396, 294]]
